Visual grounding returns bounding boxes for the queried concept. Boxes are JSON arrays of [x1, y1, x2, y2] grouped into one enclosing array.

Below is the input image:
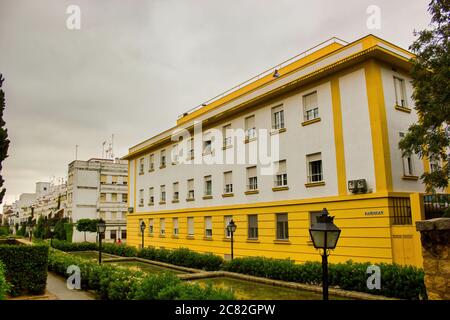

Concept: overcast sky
[[0, 0, 431, 206]]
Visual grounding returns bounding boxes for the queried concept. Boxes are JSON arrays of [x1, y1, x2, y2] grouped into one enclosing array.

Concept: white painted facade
[[67, 158, 128, 242]]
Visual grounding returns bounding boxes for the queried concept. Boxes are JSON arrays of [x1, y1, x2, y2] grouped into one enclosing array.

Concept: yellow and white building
[[123, 35, 433, 267]]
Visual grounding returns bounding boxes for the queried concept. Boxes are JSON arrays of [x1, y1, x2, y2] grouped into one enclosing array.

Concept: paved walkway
[[45, 272, 95, 300]]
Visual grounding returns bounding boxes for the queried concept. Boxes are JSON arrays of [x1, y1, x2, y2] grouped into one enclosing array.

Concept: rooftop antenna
[[102, 141, 106, 159]]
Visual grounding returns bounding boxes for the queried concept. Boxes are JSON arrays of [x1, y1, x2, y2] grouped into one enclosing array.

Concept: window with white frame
[[224, 215, 232, 238], [204, 216, 212, 238], [303, 91, 319, 121], [394, 76, 407, 107], [272, 105, 285, 130], [139, 189, 144, 206], [148, 218, 154, 234], [224, 171, 233, 193], [203, 132, 212, 155], [245, 115, 256, 139], [149, 154, 154, 171], [173, 218, 179, 235], [160, 218, 165, 235], [172, 144, 179, 164], [187, 217, 194, 236], [430, 159, 440, 172], [276, 213, 289, 240], [274, 160, 288, 187], [173, 182, 179, 201], [148, 187, 154, 205], [400, 133, 414, 176], [160, 185, 166, 202], [248, 214, 258, 239], [187, 179, 195, 199], [306, 153, 323, 183], [160, 149, 166, 167], [223, 124, 232, 148], [204, 175, 212, 196], [139, 158, 144, 174], [188, 138, 194, 159], [247, 166, 258, 190]]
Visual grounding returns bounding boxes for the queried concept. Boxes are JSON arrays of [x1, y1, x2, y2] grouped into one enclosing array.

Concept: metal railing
[[424, 194, 450, 219], [178, 37, 348, 119], [390, 197, 412, 225]]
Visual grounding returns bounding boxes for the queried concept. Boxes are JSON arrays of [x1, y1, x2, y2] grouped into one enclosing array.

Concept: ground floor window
[[121, 229, 127, 239], [276, 213, 289, 240]]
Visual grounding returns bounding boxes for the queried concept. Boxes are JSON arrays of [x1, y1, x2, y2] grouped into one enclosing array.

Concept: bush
[[0, 226, 9, 237], [0, 244, 48, 296], [50, 239, 97, 251], [102, 243, 138, 257], [222, 256, 426, 300], [47, 248, 234, 300], [0, 260, 10, 299]]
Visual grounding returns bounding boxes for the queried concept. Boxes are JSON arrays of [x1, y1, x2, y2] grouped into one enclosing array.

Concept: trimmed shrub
[[0, 226, 9, 236], [47, 249, 234, 300], [222, 256, 426, 300], [51, 239, 97, 251], [0, 244, 48, 296], [0, 260, 10, 299], [102, 243, 138, 257]]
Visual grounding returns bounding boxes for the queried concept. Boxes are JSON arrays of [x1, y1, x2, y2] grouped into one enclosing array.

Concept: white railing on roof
[[178, 37, 348, 119]]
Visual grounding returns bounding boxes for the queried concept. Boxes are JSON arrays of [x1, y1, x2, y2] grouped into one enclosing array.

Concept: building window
[[111, 176, 118, 185], [224, 171, 233, 194], [276, 213, 289, 240], [173, 218, 179, 236], [173, 182, 179, 201], [160, 150, 166, 168], [245, 115, 256, 140], [148, 218, 154, 235], [148, 187, 154, 205], [247, 166, 258, 190], [272, 105, 285, 130], [160, 185, 166, 203], [224, 215, 232, 238], [223, 124, 232, 148], [149, 154, 154, 171], [203, 132, 212, 155], [307, 153, 323, 183], [172, 144, 179, 164], [187, 179, 195, 200], [204, 216, 212, 238], [122, 194, 127, 203], [430, 159, 440, 172], [248, 215, 258, 239], [394, 76, 407, 107], [138, 189, 144, 206], [121, 229, 127, 239], [309, 211, 322, 227], [274, 160, 288, 187], [100, 193, 106, 202], [139, 158, 144, 174], [204, 176, 212, 196], [160, 218, 165, 235], [100, 175, 107, 184], [111, 193, 117, 202], [188, 138, 194, 160], [123, 176, 128, 185], [402, 155, 414, 176], [110, 230, 117, 240], [187, 217, 194, 236], [303, 91, 319, 121]]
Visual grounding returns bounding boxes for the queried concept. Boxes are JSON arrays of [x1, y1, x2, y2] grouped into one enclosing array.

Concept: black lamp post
[[140, 221, 146, 249], [50, 226, 55, 247], [97, 219, 106, 264], [309, 208, 341, 300], [226, 219, 237, 260]]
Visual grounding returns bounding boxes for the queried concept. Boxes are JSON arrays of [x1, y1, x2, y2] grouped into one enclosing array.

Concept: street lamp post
[[226, 219, 237, 260], [96, 219, 106, 264], [50, 226, 55, 247], [140, 221, 146, 249], [309, 208, 341, 301]]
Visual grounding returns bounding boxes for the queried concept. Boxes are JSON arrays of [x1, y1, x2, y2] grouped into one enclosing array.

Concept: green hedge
[[0, 244, 48, 296], [0, 260, 9, 299], [51, 240, 97, 251], [138, 247, 223, 271], [47, 249, 234, 300], [222, 256, 427, 300], [0, 227, 9, 236]]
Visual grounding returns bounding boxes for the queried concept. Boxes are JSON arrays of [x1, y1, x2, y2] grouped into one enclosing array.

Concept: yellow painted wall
[[127, 195, 398, 264]]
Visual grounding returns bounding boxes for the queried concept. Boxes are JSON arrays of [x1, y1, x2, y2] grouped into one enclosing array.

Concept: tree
[[0, 74, 10, 205], [76, 218, 98, 242], [399, 0, 450, 193]]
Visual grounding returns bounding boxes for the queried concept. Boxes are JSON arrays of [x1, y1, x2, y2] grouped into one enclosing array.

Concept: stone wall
[[416, 218, 450, 300]]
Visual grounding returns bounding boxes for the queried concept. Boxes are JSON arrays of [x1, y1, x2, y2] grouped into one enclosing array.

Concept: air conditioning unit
[[348, 179, 368, 194], [127, 207, 134, 213]]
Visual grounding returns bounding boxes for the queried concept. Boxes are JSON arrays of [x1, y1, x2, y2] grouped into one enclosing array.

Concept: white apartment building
[[67, 158, 128, 242], [33, 182, 68, 222]]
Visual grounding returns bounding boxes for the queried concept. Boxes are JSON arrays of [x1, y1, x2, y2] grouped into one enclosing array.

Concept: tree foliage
[[0, 74, 10, 204], [399, 0, 450, 192], [76, 218, 99, 241]]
